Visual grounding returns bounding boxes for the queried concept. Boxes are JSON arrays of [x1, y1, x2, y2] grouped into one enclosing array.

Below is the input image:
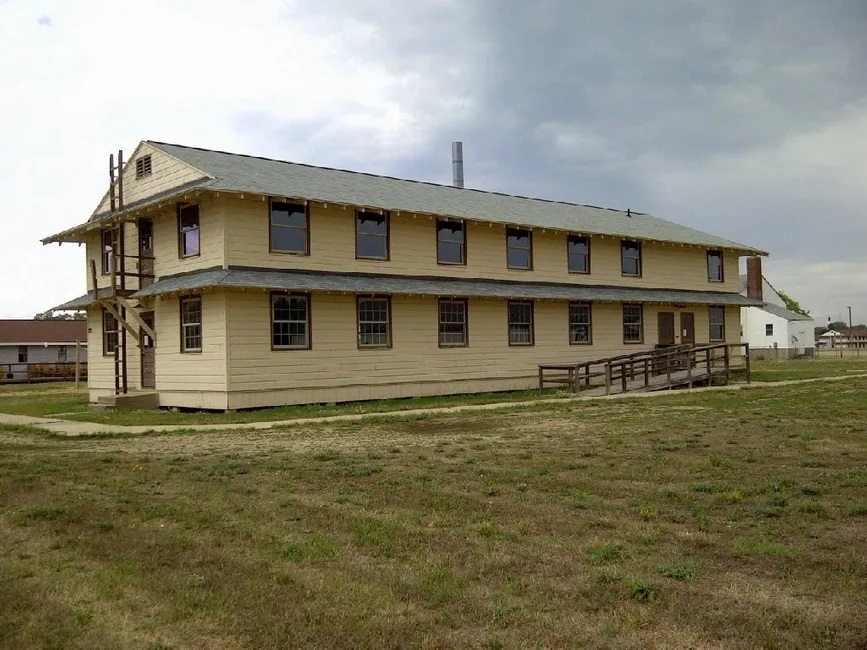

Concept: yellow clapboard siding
[[221, 198, 740, 293], [224, 292, 738, 398], [93, 142, 208, 216]]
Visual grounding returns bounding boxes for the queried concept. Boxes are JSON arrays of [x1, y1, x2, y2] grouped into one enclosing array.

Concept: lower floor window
[[272, 294, 310, 349], [18, 346, 28, 363], [438, 299, 468, 346], [103, 310, 118, 355], [569, 302, 592, 344], [508, 300, 534, 345], [58, 345, 67, 362], [358, 296, 391, 348], [623, 303, 643, 343], [709, 306, 726, 341], [765, 323, 774, 336], [180, 296, 202, 352]]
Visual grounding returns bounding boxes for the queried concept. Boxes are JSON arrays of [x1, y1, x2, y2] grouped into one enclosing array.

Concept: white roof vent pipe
[[452, 141, 464, 188]]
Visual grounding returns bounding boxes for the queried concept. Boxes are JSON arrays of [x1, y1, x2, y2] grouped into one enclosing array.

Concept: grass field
[[1, 378, 866, 648], [1, 357, 865, 428]]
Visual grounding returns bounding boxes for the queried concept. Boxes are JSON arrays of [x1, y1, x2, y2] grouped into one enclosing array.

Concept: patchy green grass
[[1, 378, 866, 648], [751, 357, 867, 382]]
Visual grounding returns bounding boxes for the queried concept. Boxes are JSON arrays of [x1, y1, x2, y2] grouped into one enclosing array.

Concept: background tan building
[[45, 141, 765, 409]]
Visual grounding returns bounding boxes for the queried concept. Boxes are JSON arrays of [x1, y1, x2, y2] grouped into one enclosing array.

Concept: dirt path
[[1, 373, 865, 439]]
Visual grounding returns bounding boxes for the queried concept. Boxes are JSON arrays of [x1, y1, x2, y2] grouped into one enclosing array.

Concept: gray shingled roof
[[758, 302, 813, 322], [46, 141, 765, 253], [150, 141, 764, 252], [119, 267, 757, 306]]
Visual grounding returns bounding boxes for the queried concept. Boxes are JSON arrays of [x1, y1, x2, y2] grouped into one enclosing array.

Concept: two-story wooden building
[[44, 141, 766, 409]]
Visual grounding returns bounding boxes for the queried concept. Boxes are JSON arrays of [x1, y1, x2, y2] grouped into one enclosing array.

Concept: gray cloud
[[244, 0, 867, 318]]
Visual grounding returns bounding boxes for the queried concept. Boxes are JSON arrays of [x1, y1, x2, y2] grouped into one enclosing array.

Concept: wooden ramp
[[539, 343, 751, 397]]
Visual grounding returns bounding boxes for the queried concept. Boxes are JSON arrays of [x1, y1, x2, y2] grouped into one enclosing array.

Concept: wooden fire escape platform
[[538, 343, 751, 397]]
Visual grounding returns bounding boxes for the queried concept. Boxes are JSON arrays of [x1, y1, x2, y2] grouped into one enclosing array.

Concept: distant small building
[[0, 320, 87, 381], [739, 262, 814, 359], [817, 328, 867, 349]]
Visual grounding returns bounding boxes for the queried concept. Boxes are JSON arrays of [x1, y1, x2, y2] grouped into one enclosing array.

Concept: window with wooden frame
[[436, 220, 466, 265], [270, 200, 309, 255], [567, 235, 590, 274], [506, 228, 532, 269], [102, 310, 118, 355], [357, 296, 391, 348], [356, 211, 389, 259], [272, 293, 310, 349], [438, 298, 468, 346], [101, 228, 119, 275], [622, 303, 643, 343], [569, 302, 592, 344], [178, 204, 200, 258], [180, 296, 202, 353], [707, 250, 724, 282], [508, 300, 534, 345], [17, 346, 27, 363], [58, 345, 67, 362], [135, 154, 153, 179], [621, 240, 642, 276], [709, 306, 726, 342]]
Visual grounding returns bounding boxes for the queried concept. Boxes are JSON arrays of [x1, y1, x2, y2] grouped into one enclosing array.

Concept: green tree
[[777, 290, 810, 316], [34, 310, 86, 321]]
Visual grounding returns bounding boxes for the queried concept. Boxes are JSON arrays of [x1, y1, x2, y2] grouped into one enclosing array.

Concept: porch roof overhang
[[128, 266, 763, 306]]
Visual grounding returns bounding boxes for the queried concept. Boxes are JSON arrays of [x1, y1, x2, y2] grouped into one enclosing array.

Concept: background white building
[[739, 268, 814, 359]]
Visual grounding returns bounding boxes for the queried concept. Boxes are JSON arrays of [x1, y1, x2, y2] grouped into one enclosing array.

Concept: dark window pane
[[180, 205, 199, 230], [622, 257, 639, 275], [357, 213, 386, 234], [507, 248, 531, 269], [438, 241, 463, 264], [272, 226, 307, 253], [708, 251, 723, 281], [437, 221, 464, 243], [357, 234, 387, 258], [507, 230, 529, 247], [271, 202, 307, 227]]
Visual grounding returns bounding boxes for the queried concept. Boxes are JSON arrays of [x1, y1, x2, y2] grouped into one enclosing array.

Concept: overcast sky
[[1, 0, 865, 324]]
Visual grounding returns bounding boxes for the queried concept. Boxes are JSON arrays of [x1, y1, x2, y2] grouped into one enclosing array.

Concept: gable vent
[[135, 154, 153, 179]]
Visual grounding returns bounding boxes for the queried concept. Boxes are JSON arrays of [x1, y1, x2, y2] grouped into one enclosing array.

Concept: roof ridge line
[[146, 140, 642, 216]]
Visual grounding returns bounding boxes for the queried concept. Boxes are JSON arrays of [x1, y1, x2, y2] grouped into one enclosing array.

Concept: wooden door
[[140, 313, 155, 389], [138, 218, 154, 289], [680, 312, 695, 345], [658, 312, 675, 346]]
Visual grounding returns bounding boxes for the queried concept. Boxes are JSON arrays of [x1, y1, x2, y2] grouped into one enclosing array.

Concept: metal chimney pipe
[[451, 141, 464, 188]]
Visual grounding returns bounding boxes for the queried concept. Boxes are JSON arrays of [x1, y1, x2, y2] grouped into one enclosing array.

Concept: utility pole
[[848, 306, 853, 354]]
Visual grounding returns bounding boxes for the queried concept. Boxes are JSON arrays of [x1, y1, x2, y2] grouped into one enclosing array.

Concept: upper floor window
[[180, 296, 202, 352], [439, 298, 468, 346], [357, 296, 391, 348], [270, 201, 309, 255], [135, 154, 152, 179], [101, 228, 119, 275], [272, 293, 310, 349], [567, 235, 590, 274], [508, 300, 534, 345], [707, 250, 724, 282], [622, 303, 643, 343], [506, 228, 532, 269], [709, 306, 726, 341], [437, 220, 465, 265], [17, 346, 27, 363], [569, 302, 592, 344], [178, 204, 200, 258], [356, 211, 389, 260], [765, 323, 774, 336], [621, 240, 641, 276], [103, 310, 118, 355]]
